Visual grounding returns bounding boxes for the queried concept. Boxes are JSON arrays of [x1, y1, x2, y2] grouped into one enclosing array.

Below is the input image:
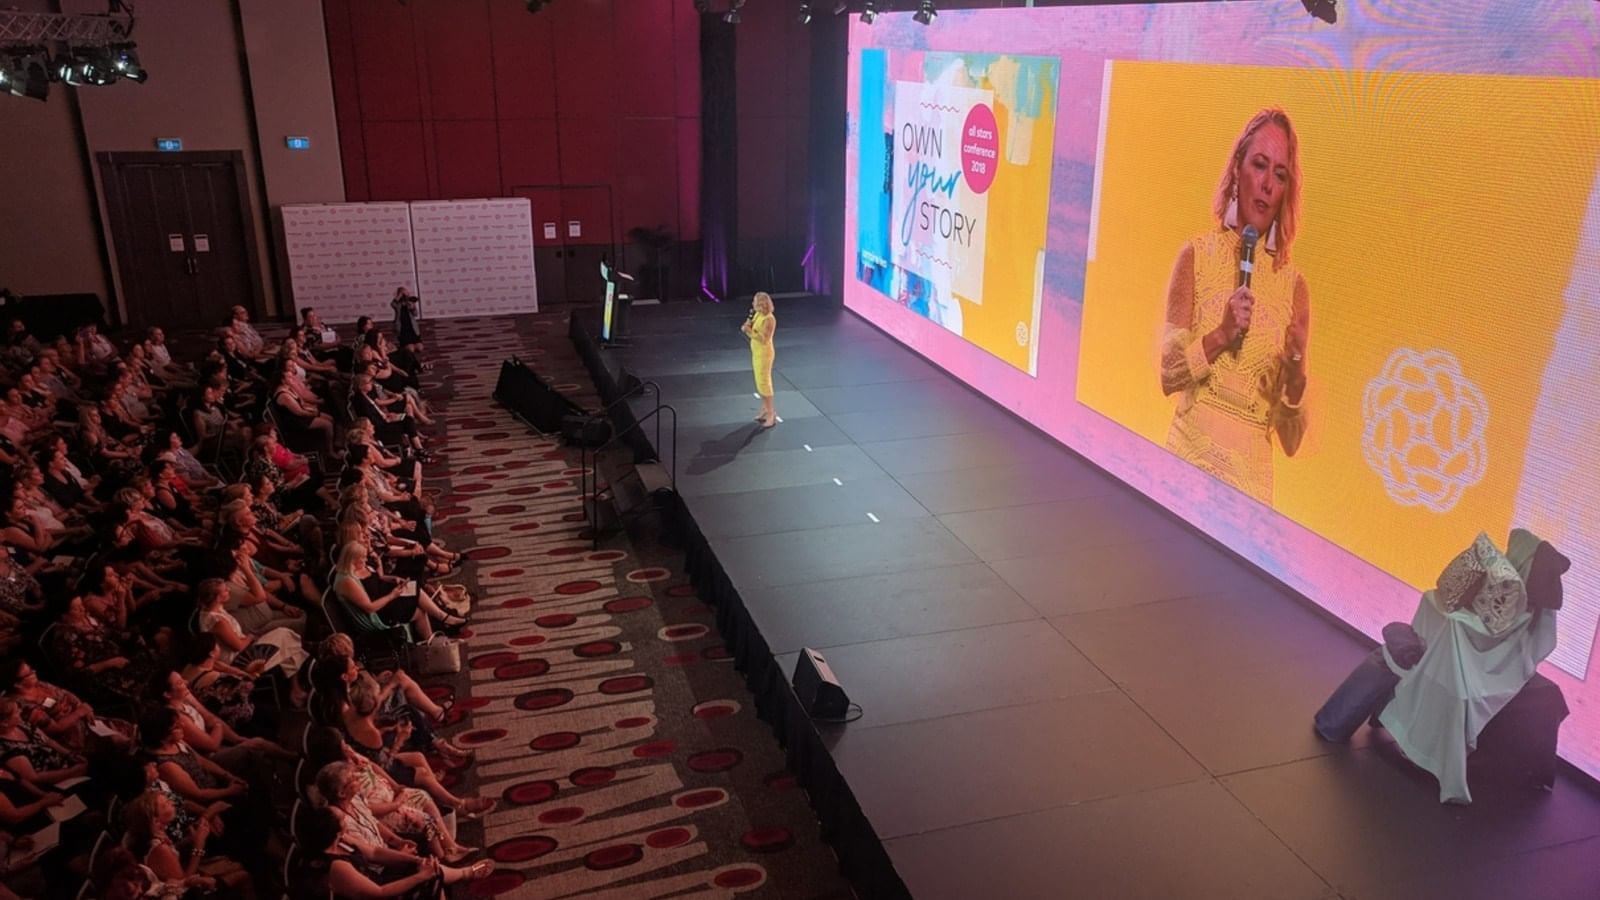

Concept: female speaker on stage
[[1159, 107, 1312, 505], [743, 292, 778, 429]]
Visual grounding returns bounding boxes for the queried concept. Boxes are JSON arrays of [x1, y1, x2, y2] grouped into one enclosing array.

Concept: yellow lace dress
[[750, 312, 776, 398], [1160, 227, 1307, 504]]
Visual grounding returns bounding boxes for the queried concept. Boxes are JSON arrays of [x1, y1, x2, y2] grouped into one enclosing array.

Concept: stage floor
[[582, 299, 1600, 900]]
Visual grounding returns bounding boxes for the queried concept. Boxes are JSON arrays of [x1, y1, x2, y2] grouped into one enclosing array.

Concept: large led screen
[[845, 2, 1600, 781]]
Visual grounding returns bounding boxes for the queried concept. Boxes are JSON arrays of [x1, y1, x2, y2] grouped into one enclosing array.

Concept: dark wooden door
[[98, 151, 264, 328]]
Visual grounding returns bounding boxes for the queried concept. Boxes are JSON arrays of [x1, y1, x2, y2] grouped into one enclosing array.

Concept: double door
[[513, 185, 614, 306], [98, 151, 262, 327]]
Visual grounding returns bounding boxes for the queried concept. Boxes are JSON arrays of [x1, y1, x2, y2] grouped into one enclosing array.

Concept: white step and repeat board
[[281, 202, 416, 324], [282, 199, 538, 324], [409, 199, 539, 318]]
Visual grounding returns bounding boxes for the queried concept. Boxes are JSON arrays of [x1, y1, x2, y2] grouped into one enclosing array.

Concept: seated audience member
[[121, 790, 252, 896], [295, 802, 490, 899], [0, 698, 87, 791], [304, 727, 476, 862], [0, 659, 132, 754]]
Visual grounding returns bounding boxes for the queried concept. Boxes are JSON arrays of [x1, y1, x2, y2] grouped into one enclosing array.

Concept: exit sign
[[285, 136, 311, 151], [155, 137, 182, 152]]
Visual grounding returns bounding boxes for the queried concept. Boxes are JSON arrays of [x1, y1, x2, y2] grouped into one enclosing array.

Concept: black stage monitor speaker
[[793, 647, 849, 720], [494, 358, 584, 433]]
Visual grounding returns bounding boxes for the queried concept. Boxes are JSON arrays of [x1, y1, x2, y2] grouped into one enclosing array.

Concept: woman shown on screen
[[1158, 107, 1311, 505]]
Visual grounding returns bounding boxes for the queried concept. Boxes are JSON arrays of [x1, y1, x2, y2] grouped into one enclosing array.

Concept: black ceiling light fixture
[[798, 1, 813, 24], [525, 0, 550, 12], [833, 1, 849, 14], [860, 0, 878, 25], [1, 51, 50, 102], [723, 0, 745, 24], [1302, 0, 1336, 24], [912, 0, 936, 25]]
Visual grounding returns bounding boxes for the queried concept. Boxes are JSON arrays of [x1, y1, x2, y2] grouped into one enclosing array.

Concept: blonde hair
[[313, 761, 353, 807], [348, 673, 380, 715], [324, 633, 355, 658], [1213, 107, 1302, 266], [335, 541, 366, 572], [753, 292, 774, 314]]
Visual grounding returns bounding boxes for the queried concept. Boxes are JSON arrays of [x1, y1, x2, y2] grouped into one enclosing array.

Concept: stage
[[570, 299, 1600, 900]]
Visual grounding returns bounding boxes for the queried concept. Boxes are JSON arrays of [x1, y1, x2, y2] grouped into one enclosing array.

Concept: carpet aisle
[[412, 313, 851, 899]]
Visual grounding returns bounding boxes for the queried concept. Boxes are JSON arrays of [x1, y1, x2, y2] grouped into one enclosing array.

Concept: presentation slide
[[845, 2, 1600, 781], [855, 49, 1060, 375]]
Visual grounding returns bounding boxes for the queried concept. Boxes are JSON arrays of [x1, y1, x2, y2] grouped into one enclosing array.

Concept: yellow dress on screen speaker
[[1161, 226, 1306, 504]]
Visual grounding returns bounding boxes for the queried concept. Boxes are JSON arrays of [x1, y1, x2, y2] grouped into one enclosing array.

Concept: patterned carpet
[[412, 313, 852, 899]]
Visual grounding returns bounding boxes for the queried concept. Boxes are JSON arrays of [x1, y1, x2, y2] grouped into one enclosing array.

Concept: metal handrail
[[579, 379, 656, 528], [584, 401, 678, 549]]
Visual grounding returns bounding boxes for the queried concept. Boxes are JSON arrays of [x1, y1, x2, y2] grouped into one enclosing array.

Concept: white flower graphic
[[1361, 348, 1489, 513]]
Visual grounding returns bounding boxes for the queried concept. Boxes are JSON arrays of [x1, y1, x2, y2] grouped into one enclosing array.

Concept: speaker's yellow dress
[[1159, 227, 1307, 504], [750, 312, 776, 398]]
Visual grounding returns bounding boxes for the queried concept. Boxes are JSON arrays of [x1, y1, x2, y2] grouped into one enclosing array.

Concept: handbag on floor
[[410, 634, 461, 675]]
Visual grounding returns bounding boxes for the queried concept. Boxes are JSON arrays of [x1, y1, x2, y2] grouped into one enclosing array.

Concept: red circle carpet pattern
[[415, 314, 852, 899]]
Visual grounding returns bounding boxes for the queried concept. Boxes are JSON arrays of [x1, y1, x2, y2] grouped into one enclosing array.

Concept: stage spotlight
[[111, 45, 147, 83], [913, 0, 937, 24], [833, 1, 849, 14], [798, 2, 813, 24], [723, 0, 744, 24], [525, 0, 549, 12], [693, 0, 710, 12], [1302, 0, 1336, 23], [3, 53, 49, 101], [52, 49, 87, 86], [79, 48, 119, 86], [861, 1, 877, 25]]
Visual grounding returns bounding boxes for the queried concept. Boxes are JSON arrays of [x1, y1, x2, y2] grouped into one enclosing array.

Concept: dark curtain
[[804, 13, 848, 306], [699, 15, 738, 303]]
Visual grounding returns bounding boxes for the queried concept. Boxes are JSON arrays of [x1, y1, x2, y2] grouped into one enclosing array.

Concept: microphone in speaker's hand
[[1231, 224, 1260, 354], [1239, 224, 1259, 289]]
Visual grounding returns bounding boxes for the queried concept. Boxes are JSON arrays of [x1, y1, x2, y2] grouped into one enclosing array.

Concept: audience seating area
[[0, 303, 496, 899]]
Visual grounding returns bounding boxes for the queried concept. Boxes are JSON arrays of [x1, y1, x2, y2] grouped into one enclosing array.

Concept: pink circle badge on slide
[[961, 103, 1000, 194]]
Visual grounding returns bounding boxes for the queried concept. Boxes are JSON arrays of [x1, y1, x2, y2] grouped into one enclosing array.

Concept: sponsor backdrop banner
[[409, 199, 539, 319], [282, 202, 416, 324]]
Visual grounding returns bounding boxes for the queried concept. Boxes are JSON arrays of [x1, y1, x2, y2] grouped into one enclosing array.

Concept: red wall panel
[[348, 0, 421, 121], [489, 1, 557, 119], [322, 0, 362, 123], [497, 119, 561, 191], [550, 0, 617, 117], [673, 4, 701, 118], [616, 119, 678, 236], [339, 122, 369, 202], [323, 0, 711, 276], [433, 120, 503, 199], [418, 2, 497, 121], [557, 118, 619, 188], [363, 120, 429, 201], [614, 0, 676, 118]]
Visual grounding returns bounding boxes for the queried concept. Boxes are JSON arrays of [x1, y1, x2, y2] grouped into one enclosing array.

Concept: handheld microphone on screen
[[1231, 223, 1260, 355]]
